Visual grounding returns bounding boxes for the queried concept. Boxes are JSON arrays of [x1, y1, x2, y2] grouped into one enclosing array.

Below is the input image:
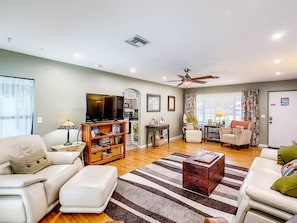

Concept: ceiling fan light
[[183, 81, 192, 86]]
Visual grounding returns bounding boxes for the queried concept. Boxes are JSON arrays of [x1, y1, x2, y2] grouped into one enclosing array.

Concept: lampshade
[[58, 120, 77, 129], [58, 120, 77, 145], [216, 111, 223, 117]]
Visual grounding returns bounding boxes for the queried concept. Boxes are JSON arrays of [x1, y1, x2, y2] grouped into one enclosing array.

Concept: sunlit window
[[196, 92, 241, 126], [0, 75, 35, 138]]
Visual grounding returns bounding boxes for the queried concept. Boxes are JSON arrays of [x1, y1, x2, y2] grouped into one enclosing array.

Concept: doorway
[[268, 90, 297, 148], [123, 88, 140, 150]]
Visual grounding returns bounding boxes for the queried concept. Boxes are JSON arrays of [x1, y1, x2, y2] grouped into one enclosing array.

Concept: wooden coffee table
[[182, 150, 225, 196]]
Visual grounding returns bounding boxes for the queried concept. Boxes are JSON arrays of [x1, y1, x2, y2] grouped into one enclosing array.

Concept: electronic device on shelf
[[86, 93, 124, 122]]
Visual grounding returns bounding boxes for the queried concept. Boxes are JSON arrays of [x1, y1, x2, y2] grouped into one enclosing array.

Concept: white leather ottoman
[[59, 165, 118, 213]]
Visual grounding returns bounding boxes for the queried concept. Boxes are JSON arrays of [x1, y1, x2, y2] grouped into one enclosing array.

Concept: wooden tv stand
[[82, 121, 126, 165]]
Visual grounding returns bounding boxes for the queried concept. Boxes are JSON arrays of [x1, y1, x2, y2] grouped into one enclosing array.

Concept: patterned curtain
[[241, 89, 260, 146], [184, 93, 196, 113]]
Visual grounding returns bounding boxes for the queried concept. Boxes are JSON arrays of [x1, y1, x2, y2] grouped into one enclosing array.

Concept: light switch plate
[[37, 117, 43, 123]]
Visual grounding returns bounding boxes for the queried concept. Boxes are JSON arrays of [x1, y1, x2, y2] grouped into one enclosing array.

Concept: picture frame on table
[[147, 94, 161, 112], [168, 96, 175, 111]]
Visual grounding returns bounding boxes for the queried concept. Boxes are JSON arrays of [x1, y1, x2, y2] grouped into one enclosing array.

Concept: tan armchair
[[182, 113, 202, 143], [219, 120, 252, 148]]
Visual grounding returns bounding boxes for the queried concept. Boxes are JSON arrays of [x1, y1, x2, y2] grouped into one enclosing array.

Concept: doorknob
[[269, 116, 273, 124]]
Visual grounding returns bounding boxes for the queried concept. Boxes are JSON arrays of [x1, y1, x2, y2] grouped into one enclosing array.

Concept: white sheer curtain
[[0, 76, 35, 138], [196, 91, 241, 126]]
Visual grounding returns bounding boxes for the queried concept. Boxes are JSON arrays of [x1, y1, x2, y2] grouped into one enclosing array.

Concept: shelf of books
[[81, 121, 126, 165]]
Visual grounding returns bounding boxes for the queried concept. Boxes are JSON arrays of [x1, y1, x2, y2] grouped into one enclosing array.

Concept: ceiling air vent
[[126, 35, 150, 47]]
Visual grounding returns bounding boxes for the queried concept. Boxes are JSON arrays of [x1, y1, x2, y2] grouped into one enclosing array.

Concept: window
[[196, 91, 241, 126], [0, 76, 35, 138]]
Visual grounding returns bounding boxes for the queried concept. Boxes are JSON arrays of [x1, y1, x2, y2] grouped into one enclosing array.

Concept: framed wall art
[[147, 94, 161, 112], [168, 96, 175, 111]]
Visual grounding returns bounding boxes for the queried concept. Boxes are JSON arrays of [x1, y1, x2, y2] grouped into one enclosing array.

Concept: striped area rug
[[105, 153, 248, 223]]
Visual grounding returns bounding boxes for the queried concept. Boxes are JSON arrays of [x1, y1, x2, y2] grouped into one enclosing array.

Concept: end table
[[51, 142, 86, 164]]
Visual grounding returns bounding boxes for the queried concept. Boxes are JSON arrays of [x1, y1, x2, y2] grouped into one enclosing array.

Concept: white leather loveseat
[[0, 134, 83, 223], [234, 147, 297, 223]]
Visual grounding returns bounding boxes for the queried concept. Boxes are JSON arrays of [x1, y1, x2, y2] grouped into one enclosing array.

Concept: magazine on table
[[194, 151, 219, 163]]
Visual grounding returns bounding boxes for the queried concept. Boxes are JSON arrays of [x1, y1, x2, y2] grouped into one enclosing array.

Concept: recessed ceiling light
[[271, 32, 284, 40], [162, 76, 167, 81], [74, 52, 81, 59], [274, 59, 281, 64], [275, 72, 281, 75], [130, 67, 136, 73]]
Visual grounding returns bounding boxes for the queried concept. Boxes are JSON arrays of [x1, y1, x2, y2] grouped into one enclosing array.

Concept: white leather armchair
[[219, 120, 252, 148], [0, 135, 83, 223]]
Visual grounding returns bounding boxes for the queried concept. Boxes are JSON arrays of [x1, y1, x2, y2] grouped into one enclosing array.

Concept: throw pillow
[[10, 149, 52, 174], [271, 174, 297, 197], [232, 125, 244, 134], [281, 159, 297, 176], [186, 123, 194, 130], [277, 145, 297, 165]]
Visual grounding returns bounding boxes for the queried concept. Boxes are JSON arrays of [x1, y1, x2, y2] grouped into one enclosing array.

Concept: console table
[[204, 125, 220, 142], [146, 124, 169, 148]]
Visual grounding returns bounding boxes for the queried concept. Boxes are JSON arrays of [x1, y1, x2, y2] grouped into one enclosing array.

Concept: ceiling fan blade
[[177, 75, 185, 79], [177, 82, 183, 86], [192, 80, 207, 84], [167, 80, 180, 82], [191, 75, 218, 81]]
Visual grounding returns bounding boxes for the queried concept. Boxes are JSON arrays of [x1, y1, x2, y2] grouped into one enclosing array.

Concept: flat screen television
[[86, 93, 124, 122], [86, 93, 106, 122]]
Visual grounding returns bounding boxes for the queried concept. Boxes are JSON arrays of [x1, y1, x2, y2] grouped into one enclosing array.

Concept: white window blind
[[0, 75, 35, 138], [196, 91, 241, 126]]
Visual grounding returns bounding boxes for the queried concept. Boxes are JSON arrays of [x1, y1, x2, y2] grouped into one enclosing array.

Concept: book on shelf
[[194, 151, 219, 164]]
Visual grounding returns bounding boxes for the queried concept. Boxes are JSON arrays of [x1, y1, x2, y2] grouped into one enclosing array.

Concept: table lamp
[[216, 111, 223, 126], [58, 120, 77, 145]]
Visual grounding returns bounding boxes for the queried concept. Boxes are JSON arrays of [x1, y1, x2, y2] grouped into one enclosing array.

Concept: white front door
[[268, 91, 297, 148]]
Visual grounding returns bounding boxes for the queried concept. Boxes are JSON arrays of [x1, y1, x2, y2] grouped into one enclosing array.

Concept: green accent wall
[[0, 49, 184, 148]]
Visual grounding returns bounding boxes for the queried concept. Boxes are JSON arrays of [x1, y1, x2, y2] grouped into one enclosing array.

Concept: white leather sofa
[[0, 135, 83, 223], [234, 147, 297, 223]]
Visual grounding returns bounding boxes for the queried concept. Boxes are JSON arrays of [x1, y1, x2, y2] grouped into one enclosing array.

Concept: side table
[[51, 142, 86, 164], [145, 124, 169, 148]]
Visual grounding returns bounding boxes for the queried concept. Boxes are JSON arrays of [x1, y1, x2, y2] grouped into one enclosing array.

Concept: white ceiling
[[1, 0, 297, 88]]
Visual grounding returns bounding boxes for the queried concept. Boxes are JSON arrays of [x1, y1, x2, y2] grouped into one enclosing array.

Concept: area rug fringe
[[105, 153, 248, 223]]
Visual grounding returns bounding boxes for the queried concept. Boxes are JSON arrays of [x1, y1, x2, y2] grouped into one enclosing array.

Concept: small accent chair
[[219, 120, 252, 149], [182, 113, 202, 143]]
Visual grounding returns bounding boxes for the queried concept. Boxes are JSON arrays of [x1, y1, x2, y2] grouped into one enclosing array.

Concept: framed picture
[[147, 94, 161, 112], [168, 96, 175, 111]]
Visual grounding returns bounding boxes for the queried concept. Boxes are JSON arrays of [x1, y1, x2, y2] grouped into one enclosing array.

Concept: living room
[[1, 49, 297, 148], [1, 1, 297, 223]]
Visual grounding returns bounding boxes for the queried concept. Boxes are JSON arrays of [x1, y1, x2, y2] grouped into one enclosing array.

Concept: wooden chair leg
[[204, 217, 229, 223]]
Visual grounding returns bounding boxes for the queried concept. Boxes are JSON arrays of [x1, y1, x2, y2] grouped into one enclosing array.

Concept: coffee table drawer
[[183, 173, 209, 195]]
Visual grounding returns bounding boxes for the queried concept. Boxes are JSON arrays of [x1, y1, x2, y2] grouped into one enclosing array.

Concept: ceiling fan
[[167, 68, 219, 87]]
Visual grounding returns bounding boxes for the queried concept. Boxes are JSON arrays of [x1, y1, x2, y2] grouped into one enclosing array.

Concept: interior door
[[268, 91, 297, 148]]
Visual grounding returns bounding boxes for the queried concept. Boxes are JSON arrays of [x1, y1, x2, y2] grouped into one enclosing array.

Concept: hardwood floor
[[40, 138, 261, 223]]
